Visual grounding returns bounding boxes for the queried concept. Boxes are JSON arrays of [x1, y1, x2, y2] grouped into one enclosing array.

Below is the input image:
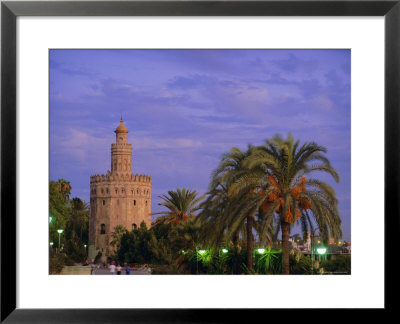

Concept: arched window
[[100, 224, 106, 234], [132, 223, 137, 230], [133, 200, 136, 206], [102, 200, 106, 206], [145, 200, 148, 206]]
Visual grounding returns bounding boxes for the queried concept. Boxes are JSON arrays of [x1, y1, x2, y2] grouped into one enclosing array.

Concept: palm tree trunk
[[281, 221, 290, 274], [246, 214, 254, 271]]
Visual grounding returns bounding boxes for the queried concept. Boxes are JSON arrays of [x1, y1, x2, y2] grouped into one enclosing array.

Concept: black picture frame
[[1, 0, 398, 322]]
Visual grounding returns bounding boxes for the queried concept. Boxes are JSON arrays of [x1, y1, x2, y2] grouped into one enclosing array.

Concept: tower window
[[133, 200, 136, 206], [132, 223, 137, 230], [102, 200, 106, 206], [115, 189, 118, 194], [100, 224, 106, 234], [145, 200, 148, 206]]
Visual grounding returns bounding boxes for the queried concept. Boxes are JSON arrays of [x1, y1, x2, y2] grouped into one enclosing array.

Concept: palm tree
[[198, 146, 270, 271], [110, 225, 129, 250], [56, 178, 72, 201], [152, 188, 204, 225], [70, 197, 89, 242], [242, 134, 342, 274]]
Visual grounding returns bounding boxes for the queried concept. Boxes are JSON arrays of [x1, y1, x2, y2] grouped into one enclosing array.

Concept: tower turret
[[111, 119, 132, 173]]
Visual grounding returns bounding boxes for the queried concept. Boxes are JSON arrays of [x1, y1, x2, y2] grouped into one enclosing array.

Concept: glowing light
[[221, 248, 228, 253], [50, 242, 54, 246], [257, 248, 265, 254], [316, 248, 327, 255], [198, 250, 206, 255]]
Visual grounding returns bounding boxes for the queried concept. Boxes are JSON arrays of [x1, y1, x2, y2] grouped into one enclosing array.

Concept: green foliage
[[255, 248, 282, 274], [64, 239, 86, 263], [152, 188, 204, 225], [110, 225, 128, 250], [289, 251, 313, 274], [116, 221, 170, 264], [49, 179, 90, 264], [49, 254, 66, 274], [49, 179, 71, 244], [320, 255, 351, 274]]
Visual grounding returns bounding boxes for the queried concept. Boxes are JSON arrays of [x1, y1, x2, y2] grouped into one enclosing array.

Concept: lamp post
[[316, 246, 327, 274], [316, 247, 327, 261], [57, 229, 63, 253], [84, 244, 87, 256]]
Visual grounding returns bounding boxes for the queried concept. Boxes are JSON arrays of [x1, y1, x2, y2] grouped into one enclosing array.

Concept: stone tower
[[88, 120, 152, 261]]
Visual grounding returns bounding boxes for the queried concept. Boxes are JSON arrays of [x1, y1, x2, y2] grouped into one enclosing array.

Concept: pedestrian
[[110, 262, 116, 275], [116, 263, 122, 275], [125, 265, 131, 275]]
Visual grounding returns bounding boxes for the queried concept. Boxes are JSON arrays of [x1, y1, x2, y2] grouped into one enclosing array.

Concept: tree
[[152, 188, 204, 225], [49, 180, 72, 245], [198, 146, 271, 271], [110, 225, 129, 251], [243, 134, 342, 274], [64, 197, 89, 262]]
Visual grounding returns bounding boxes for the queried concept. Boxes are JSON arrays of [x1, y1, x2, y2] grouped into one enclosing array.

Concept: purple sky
[[49, 49, 351, 241]]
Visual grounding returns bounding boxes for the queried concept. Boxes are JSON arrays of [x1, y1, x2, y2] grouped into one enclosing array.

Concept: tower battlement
[[90, 172, 151, 184]]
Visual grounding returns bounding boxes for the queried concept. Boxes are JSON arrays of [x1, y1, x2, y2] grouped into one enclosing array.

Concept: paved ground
[[92, 267, 152, 275]]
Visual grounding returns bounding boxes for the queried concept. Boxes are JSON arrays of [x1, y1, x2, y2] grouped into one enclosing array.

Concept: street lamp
[[84, 244, 87, 256], [57, 229, 63, 252], [316, 246, 327, 272]]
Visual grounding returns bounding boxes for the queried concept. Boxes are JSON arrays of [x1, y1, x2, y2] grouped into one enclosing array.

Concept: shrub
[[320, 255, 351, 274], [49, 254, 66, 274]]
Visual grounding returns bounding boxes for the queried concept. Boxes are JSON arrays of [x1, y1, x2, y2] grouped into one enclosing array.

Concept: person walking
[[125, 265, 131, 275], [110, 262, 116, 275], [116, 263, 122, 275]]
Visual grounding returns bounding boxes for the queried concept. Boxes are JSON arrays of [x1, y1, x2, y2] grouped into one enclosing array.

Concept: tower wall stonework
[[88, 121, 151, 261]]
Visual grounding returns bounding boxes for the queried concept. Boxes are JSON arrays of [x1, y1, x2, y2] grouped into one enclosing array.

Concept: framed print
[[1, 0, 399, 322]]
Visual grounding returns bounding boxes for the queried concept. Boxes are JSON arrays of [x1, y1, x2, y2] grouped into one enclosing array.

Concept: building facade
[[88, 120, 151, 261]]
